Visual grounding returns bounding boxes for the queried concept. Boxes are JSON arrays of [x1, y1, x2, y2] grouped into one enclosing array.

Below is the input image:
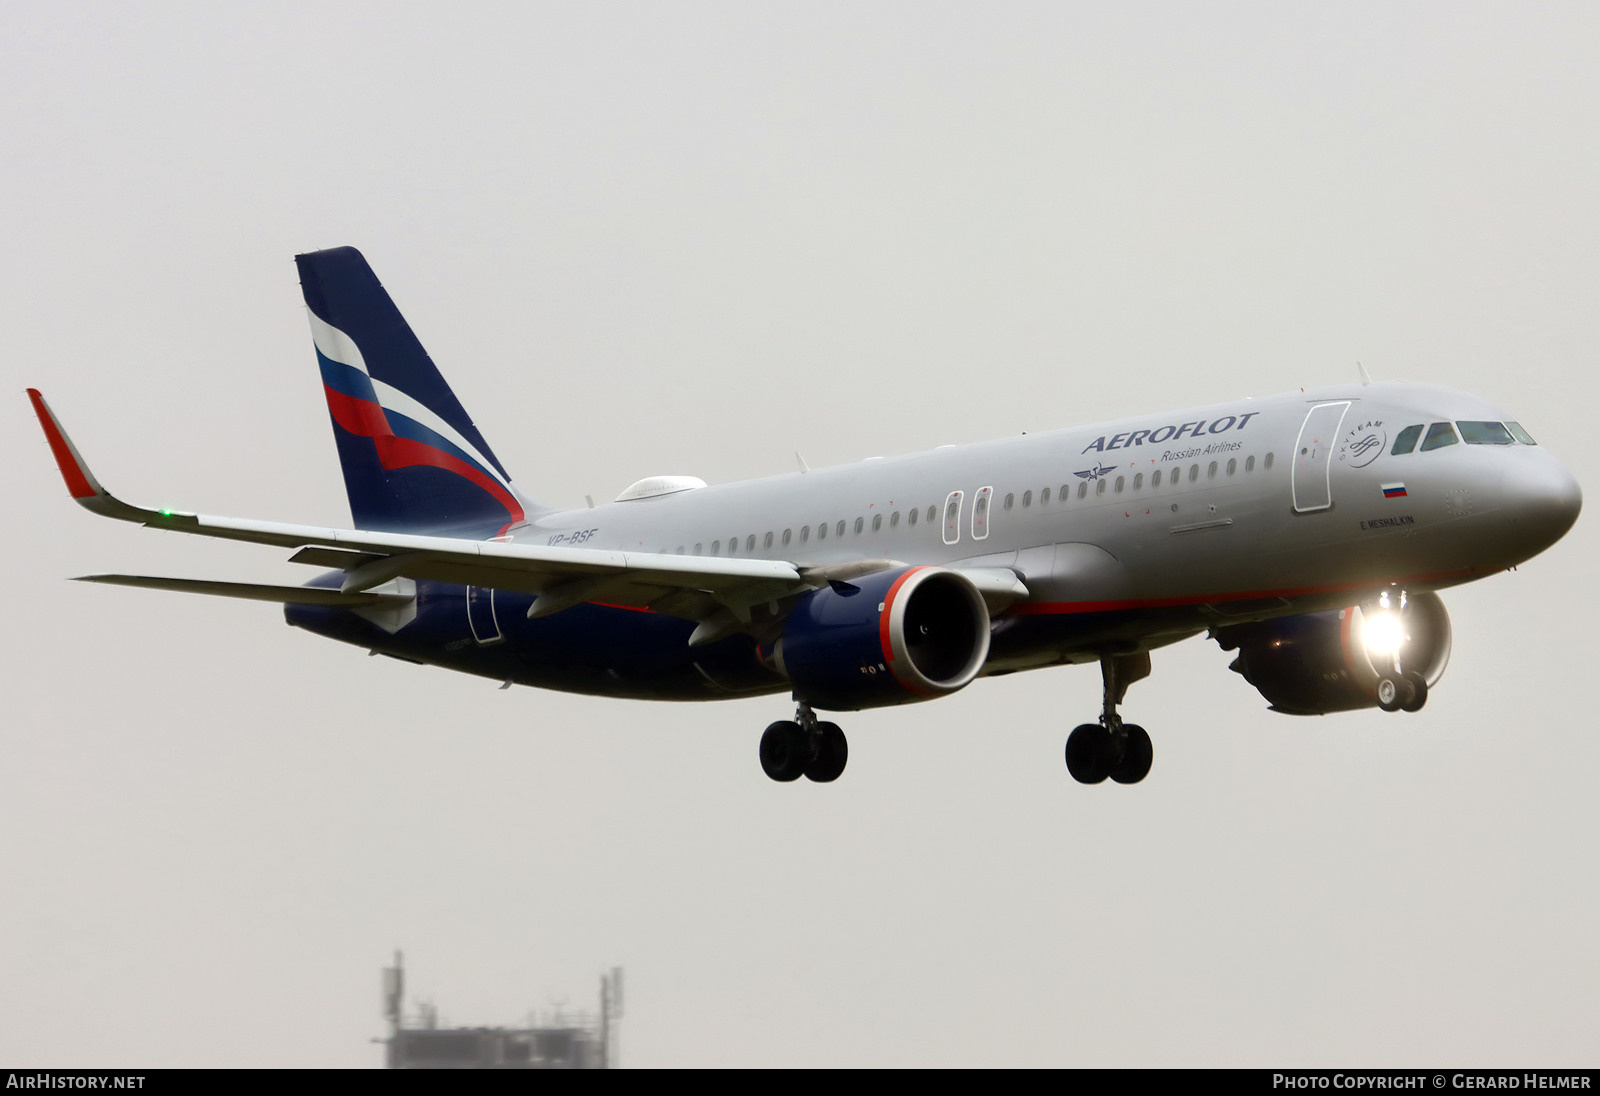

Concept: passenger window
[[711, 540, 720, 554], [1422, 422, 1459, 451], [800, 527, 810, 543], [1265, 452, 1275, 470], [747, 535, 756, 552], [1152, 469, 1162, 487], [1096, 479, 1107, 495], [1245, 456, 1255, 473], [1022, 490, 1033, 508], [1458, 421, 1515, 445], [1226, 458, 1236, 475], [694, 543, 702, 555], [1189, 465, 1199, 483], [908, 508, 918, 527], [1133, 473, 1143, 489], [817, 523, 827, 540], [1077, 482, 1088, 500], [927, 506, 937, 523], [1060, 483, 1070, 500], [872, 514, 882, 531], [782, 529, 791, 546], [1004, 493, 1014, 511], [1506, 422, 1537, 445], [1207, 461, 1217, 479], [836, 520, 846, 537], [1114, 476, 1124, 493], [764, 532, 774, 549], [890, 511, 900, 528], [1391, 424, 1423, 455], [1041, 487, 1051, 504]]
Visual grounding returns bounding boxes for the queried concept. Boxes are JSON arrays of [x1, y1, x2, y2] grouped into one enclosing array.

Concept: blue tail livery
[[297, 246, 538, 536], [28, 247, 1582, 785]]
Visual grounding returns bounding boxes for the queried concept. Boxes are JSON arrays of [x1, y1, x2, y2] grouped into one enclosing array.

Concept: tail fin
[[296, 246, 539, 536]]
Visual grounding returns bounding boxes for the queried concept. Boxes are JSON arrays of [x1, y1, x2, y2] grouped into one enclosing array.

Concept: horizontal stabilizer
[[75, 575, 414, 608]]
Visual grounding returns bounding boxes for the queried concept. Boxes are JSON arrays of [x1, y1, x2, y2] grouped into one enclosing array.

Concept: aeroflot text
[[1080, 412, 1260, 454], [1272, 1078, 1591, 1090]]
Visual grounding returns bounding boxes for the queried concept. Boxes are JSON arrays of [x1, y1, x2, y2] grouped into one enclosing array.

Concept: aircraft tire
[[1376, 677, 1405, 712], [1401, 671, 1429, 713], [1110, 725, 1153, 784], [1066, 724, 1113, 784], [805, 722, 848, 783], [760, 720, 809, 782]]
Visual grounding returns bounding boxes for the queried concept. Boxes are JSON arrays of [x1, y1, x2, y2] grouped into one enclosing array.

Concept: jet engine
[[1214, 591, 1452, 715], [772, 565, 991, 711]]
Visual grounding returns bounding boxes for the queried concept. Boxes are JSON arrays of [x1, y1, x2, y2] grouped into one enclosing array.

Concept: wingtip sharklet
[[27, 388, 103, 501], [27, 388, 165, 525]]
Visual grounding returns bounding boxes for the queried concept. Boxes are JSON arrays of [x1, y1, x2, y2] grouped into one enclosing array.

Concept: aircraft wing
[[28, 390, 808, 622]]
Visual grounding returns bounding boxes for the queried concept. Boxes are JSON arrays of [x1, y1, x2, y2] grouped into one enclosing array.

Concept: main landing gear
[[760, 702, 848, 783], [1065, 652, 1154, 786]]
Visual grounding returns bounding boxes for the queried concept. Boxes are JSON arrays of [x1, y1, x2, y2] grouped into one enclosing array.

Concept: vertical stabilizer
[[296, 246, 538, 536]]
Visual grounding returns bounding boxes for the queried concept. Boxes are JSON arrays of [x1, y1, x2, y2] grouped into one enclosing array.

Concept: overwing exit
[[28, 247, 1582, 785]]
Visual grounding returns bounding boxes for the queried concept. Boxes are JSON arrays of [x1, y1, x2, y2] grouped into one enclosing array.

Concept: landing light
[[1364, 610, 1405, 657]]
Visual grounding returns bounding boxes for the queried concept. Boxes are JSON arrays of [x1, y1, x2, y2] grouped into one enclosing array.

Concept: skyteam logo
[[1340, 419, 1387, 468]]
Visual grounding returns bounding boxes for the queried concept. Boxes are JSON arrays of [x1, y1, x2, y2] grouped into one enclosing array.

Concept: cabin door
[[466, 585, 503, 645], [1291, 401, 1350, 513]]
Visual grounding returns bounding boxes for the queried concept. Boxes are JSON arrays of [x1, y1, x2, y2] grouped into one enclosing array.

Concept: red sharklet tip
[[27, 389, 97, 499]]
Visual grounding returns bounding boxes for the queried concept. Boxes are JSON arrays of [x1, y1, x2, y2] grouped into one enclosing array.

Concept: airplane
[[27, 247, 1582, 786]]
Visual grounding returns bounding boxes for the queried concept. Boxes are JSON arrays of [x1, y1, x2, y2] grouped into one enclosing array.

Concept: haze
[[2, 2, 1595, 1067]]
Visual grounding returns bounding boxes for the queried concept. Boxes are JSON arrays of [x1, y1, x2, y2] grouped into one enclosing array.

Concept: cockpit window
[[1421, 422, 1459, 451], [1506, 421, 1537, 445], [1391, 424, 1423, 455], [1457, 421, 1514, 445]]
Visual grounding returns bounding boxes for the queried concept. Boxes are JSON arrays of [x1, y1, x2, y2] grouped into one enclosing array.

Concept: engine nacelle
[[774, 566, 992, 711], [1216, 591, 1452, 715]]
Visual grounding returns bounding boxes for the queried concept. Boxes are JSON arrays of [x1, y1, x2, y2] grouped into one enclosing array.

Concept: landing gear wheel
[[1110, 724, 1153, 785], [805, 721, 848, 783], [759, 720, 808, 782], [1376, 677, 1405, 712], [1401, 670, 1429, 712], [1067, 654, 1156, 786], [1066, 723, 1113, 784]]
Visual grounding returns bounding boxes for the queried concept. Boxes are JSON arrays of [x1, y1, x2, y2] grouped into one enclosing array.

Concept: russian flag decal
[[1382, 482, 1408, 499]]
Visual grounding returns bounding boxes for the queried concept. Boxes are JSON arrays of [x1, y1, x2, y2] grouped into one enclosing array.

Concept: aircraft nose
[[1504, 454, 1582, 558]]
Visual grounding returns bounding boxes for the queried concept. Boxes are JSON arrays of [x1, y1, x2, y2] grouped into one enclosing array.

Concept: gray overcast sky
[[2, 1, 1595, 1067]]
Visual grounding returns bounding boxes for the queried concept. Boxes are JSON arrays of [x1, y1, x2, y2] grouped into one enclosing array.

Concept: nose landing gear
[[1376, 669, 1429, 713], [759, 701, 848, 783], [1066, 652, 1154, 786]]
